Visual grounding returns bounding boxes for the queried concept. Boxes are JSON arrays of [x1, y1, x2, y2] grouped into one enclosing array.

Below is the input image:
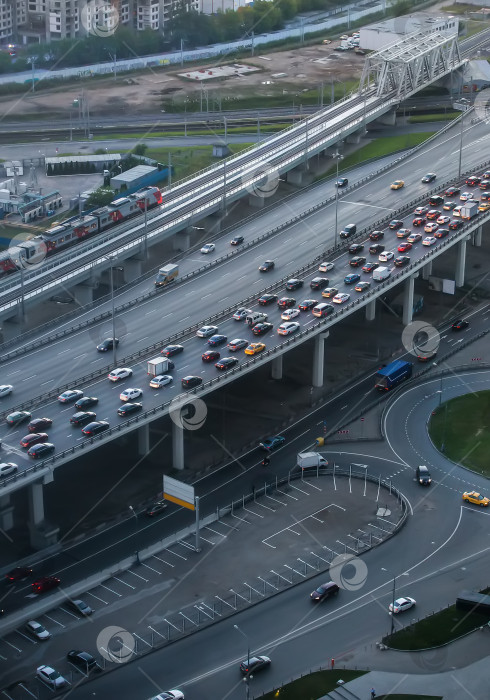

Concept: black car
[[258, 294, 278, 306], [349, 256, 366, 267], [362, 262, 379, 273], [388, 219, 404, 230], [215, 357, 239, 371], [253, 322, 273, 336], [27, 418, 53, 433], [182, 376, 203, 389], [67, 599, 93, 616], [161, 344, 184, 357], [421, 173, 436, 183], [27, 443, 55, 459], [240, 656, 271, 675], [67, 650, 98, 673], [298, 299, 317, 311], [339, 223, 357, 239], [310, 277, 329, 291], [117, 402, 143, 417], [258, 260, 275, 272], [452, 319, 469, 331], [434, 228, 449, 239], [466, 175, 481, 187], [348, 243, 364, 254], [230, 235, 244, 245], [445, 186, 460, 197], [369, 244, 384, 255], [277, 297, 296, 308], [429, 195, 444, 207], [310, 581, 340, 601], [5, 566, 33, 583], [449, 219, 463, 230], [70, 411, 97, 426], [416, 465, 432, 486], [75, 397, 98, 410], [369, 230, 384, 241], [146, 500, 167, 516], [286, 278, 303, 291], [394, 256, 410, 267], [82, 421, 110, 436], [336, 177, 348, 187], [96, 337, 119, 352]]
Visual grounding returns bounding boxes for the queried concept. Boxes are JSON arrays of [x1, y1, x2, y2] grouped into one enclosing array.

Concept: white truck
[[297, 452, 328, 469], [460, 202, 478, 220], [155, 263, 178, 288], [147, 357, 174, 376], [373, 266, 391, 282]]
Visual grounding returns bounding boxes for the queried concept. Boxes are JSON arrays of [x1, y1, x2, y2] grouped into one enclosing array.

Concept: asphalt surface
[[1, 118, 490, 475]]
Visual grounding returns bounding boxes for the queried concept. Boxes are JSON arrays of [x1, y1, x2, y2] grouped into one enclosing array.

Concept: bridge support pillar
[[173, 230, 191, 251], [421, 261, 432, 281], [286, 168, 304, 186], [472, 225, 482, 247], [0, 495, 14, 532], [375, 109, 396, 126], [402, 275, 415, 326], [172, 420, 185, 471], [73, 283, 93, 307], [249, 194, 266, 208], [312, 331, 329, 388], [346, 130, 361, 144], [365, 299, 376, 321], [271, 354, 283, 380], [456, 238, 467, 288], [28, 481, 59, 550], [124, 259, 143, 283], [138, 424, 150, 456]]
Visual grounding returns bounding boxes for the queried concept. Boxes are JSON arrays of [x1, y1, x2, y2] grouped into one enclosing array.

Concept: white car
[[149, 375, 173, 389], [108, 368, 133, 382], [332, 293, 350, 304], [36, 665, 67, 689], [459, 191, 472, 201], [318, 261, 334, 273], [422, 236, 436, 246], [389, 596, 416, 614], [26, 620, 51, 640], [277, 321, 300, 336], [379, 251, 394, 262], [151, 691, 185, 700], [233, 308, 252, 321], [196, 325, 218, 338], [200, 243, 215, 254], [0, 463, 18, 478], [0, 384, 13, 398], [281, 308, 300, 321], [452, 205, 463, 217], [119, 388, 143, 402]]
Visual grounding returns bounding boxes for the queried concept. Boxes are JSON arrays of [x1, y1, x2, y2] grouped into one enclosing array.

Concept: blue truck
[[374, 360, 412, 391]]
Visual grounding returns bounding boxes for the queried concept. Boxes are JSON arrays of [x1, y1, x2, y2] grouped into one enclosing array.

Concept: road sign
[[163, 476, 195, 511]]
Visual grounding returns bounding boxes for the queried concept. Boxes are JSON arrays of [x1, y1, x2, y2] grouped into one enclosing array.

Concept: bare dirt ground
[[1, 41, 365, 120]]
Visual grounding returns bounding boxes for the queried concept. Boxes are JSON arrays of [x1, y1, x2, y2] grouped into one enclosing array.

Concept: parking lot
[[0, 470, 404, 696]]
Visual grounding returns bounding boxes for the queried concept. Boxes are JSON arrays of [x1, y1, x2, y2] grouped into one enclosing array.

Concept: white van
[[373, 266, 391, 282], [246, 311, 268, 327]]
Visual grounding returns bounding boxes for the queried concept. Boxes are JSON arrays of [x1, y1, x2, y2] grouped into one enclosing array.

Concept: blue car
[[259, 435, 286, 451], [344, 273, 361, 285], [208, 335, 228, 347]]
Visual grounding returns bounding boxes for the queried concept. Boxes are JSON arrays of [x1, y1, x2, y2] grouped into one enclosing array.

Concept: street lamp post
[[458, 104, 468, 178], [109, 261, 117, 367], [332, 153, 344, 248], [234, 624, 251, 700], [390, 574, 396, 636]]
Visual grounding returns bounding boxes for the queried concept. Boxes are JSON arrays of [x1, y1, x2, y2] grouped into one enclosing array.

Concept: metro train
[[0, 185, 162, 278]]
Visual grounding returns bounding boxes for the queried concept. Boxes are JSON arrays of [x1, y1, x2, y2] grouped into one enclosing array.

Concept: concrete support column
[[473, 225, 482, 247], [172, 420, 185, 471], [365, 298, 376, 322], [138, 423, 150, 456], [286, 168, 304, 186], [403, 275, 415, 326], [375, 108, 396, 126], [312, 331, 329, 388], [0, 494, 14, 531], [249, 194, 266, 208], [421, 260, 432, 281], [28, 481, 59, 549], [124, 259, 143, 283], [455, 238, 467, 288], [173, 230, 191, 251], [29, 482, 45, 527], [73, 283, 93, 307], [271, 354, 283, 380], [346, 130, 361, 144]]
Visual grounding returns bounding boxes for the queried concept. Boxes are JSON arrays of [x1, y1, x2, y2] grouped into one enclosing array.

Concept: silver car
[[26, 620, 51, 640], [36, 665, 67, 689]]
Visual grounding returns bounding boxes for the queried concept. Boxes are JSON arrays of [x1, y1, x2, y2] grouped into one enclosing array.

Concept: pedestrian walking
[[371, 688, 376, 699]]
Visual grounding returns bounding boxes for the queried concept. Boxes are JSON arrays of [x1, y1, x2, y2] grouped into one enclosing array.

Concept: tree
[[133, 143, 148, 156], [85, 187, 115, 208]]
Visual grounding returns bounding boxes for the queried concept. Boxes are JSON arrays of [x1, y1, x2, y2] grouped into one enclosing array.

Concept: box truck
[[147, 357, 174, 376], [460, 202, 478, 220], [297, 452, 328, 469], [155, 264, 178, 288], [373, 266, 391, 282], [374, 360, 412, 391]]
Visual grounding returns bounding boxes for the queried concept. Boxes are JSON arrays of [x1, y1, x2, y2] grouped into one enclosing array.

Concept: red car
[[397, 242, 412, 252], [277, 297, 295, 308], [426, 209, 441, 220], [5, 566, 33, 583], [27, 418, 52, 433], [20, 433, 49, 448], [413, 216, 426, 227], [202, 350, 220, 362], [31, 576, 60, 594]]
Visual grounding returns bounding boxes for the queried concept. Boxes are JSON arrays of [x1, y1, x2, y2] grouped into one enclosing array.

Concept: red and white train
[[0, 185, 162, 278]]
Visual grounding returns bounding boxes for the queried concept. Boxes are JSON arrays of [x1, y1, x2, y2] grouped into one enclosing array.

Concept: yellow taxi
[[463, 491, 489, 506], [390, 180, 405, 190], [478, 202, 490, 212], [244, 342, 266, 356]]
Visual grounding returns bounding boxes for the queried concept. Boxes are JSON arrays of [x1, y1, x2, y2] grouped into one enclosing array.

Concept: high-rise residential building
[[0, 0, 26, 43]]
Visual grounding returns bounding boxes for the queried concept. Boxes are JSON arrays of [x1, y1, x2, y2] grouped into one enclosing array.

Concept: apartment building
[[0, 0, 26, 43]]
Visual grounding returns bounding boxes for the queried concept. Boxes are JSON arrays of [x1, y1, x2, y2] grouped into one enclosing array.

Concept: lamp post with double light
[[234, 624, 251, 700], [332, 152, 344, 248]]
